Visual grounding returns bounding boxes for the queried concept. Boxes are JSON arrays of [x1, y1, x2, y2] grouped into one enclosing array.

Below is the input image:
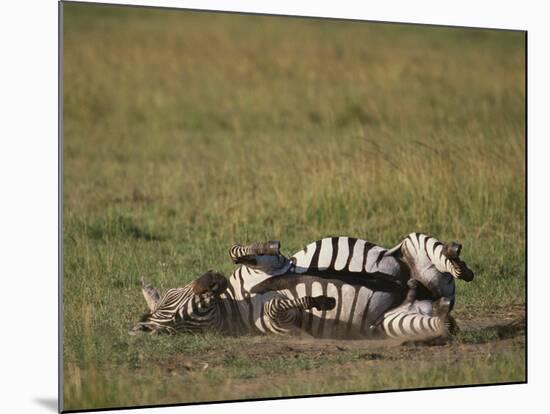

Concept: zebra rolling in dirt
[[132, 233, 474, 339]]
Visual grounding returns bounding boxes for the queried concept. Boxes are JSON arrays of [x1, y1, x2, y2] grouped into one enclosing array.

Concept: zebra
[[132, 233, 473, 339]]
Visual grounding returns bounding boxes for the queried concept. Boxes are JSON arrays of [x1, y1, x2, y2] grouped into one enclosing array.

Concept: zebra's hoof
[[434, 297, 452, 318], [312, 296, 336, 311], [448, 315, 460, 335]]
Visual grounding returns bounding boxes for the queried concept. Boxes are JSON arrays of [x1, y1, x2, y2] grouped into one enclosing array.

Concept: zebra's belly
[[283, 280, 401, 339]]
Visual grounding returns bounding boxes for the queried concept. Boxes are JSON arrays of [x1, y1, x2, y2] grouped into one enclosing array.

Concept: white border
[[60, 0, 531, 30], [1, 1, 547, 413]]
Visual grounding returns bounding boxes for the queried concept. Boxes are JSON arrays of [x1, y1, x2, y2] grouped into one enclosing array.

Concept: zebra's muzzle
[[456, 261, 474, 282]]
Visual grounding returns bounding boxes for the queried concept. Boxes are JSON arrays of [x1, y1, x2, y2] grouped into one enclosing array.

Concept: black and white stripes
[[132, 272, 338, 337], [397, 233, 464, 279], [292, 237, 382, 274], [381, 305, 445, 339], [388, 232, 474, 302]]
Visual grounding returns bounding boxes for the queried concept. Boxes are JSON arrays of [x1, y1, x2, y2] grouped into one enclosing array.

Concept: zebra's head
[[130, 270, 228, 335], [400, 233, 474, 282]]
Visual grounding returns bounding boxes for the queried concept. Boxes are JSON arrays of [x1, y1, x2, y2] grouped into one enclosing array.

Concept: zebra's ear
[[385, 241, 404, 257], [141, 279, 161, 312]]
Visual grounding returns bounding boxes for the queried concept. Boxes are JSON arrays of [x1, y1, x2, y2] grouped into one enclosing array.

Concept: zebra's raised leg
[[263, 295, 336, 329], [229, 241, 282, 265], [403, 279, 418, 306], [229, 240, 292, 275]]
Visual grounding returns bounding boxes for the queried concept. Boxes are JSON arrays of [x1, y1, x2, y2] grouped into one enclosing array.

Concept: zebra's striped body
[[227, 237, 399, 338], [227, 267, 393, 338], [227, 233, 472, 338], [238, 234, 473, 310]]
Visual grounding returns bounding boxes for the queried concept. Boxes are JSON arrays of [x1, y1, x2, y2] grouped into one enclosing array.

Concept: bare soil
[[159, 305, 526, 382]]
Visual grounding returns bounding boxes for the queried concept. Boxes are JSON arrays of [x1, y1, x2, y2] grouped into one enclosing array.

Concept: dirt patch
[[159, 306, 526, 376]]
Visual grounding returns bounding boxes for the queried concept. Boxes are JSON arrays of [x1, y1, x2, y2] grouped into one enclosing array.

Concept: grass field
[[62, 3, 526, 411]]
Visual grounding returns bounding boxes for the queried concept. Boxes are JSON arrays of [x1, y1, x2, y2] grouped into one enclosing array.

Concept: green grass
[[62, 2, 525, 411], [63, 342, 525, 410]]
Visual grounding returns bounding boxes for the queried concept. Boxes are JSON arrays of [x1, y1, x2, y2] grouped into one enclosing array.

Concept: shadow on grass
[[86, 214, 163, 242], [457, 317, 526, 344]]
